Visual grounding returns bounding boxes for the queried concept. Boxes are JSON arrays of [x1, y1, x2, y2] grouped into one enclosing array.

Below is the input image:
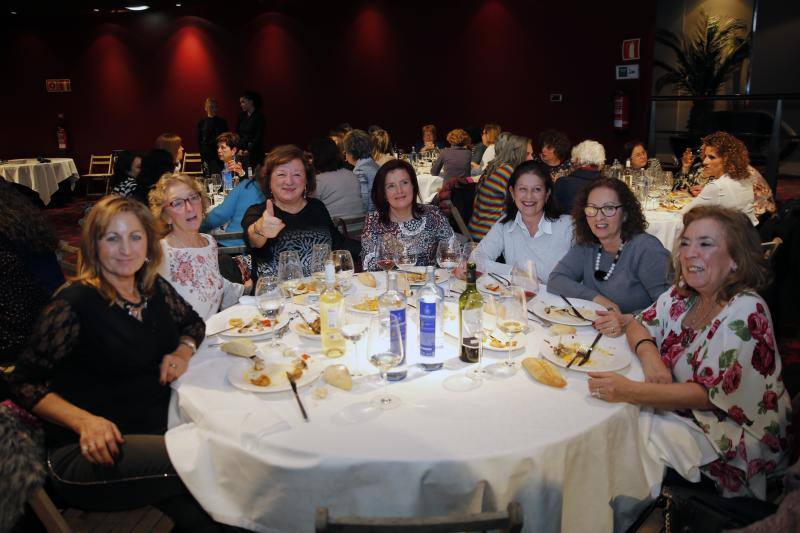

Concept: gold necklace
[[685, 298, 720, 330]]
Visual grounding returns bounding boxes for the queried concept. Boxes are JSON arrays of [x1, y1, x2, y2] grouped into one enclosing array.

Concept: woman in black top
[[7, 196, 224, 531], [242, 145, 349, 280]]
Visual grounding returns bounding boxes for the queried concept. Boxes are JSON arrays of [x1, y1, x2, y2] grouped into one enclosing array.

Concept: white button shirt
[[475, 212, 574, 282]]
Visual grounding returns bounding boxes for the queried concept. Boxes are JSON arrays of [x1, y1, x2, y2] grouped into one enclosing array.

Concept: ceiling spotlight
[[125, 5, 150, 11], [176, 2, 182, 6], [93, 8, 100, 12], [10, 10, 17, 14]]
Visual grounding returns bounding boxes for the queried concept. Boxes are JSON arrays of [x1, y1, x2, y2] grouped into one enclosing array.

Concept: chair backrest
[[315, 502, 523, 533], [57, 241, 79, 276], [86, 154, 113, 176], [212, 231, 247, 256], [182, 152, 204, 175], [443, 199, 474, 242], [762, 237, 783, 261]]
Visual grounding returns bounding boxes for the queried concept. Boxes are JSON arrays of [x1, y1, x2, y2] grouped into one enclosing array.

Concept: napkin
[[239, 295, 257, 306]]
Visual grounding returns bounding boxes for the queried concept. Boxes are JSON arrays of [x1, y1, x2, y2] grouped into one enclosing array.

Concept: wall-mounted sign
[[622, 38, 640, 61], [46, 79, 72, 92], [615, 64, 640, 80]]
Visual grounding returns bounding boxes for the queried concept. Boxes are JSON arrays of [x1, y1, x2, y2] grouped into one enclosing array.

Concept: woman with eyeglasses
[[548, 178, 670, 337], [150, 173, 248, 319]]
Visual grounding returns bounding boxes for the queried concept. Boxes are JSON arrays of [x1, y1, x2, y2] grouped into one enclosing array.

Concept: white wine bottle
[[459, 261, 483, 363], [320, 261, 346, 358]]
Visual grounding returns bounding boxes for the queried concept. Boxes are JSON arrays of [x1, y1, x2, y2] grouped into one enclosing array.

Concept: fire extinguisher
[[613, 91, 629, 131], [56, 113, 69, 152]]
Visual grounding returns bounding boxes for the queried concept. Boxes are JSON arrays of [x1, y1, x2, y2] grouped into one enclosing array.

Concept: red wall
[[0, 0, 656, 171]]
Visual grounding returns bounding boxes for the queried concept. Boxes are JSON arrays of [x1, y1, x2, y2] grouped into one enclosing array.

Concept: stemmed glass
[[341, 321, 368, 376], [511, 260, 539, 301], [368, 316, 403, 410], [376, 235, 397, 285], [255, 276, 286, 355], [208, 173, 222, 195], [455, 242, 480, 280], [436, 238, 461, 294], [331, 249, 355, 292], [395, 243, 416, 271], [310, 243, 331, 284], [487, 286, 527, 378], [277, 251, 303, 297], [465, 295, 490, 383]]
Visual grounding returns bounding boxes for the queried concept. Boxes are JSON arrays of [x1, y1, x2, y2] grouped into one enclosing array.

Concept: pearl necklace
[[594, 241, 625, 281]]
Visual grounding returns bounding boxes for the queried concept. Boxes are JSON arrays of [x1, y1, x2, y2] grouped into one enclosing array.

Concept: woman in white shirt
[[682, 132, 758, 225], [475, 160, 573, 282], [149, 173, 248, 319]]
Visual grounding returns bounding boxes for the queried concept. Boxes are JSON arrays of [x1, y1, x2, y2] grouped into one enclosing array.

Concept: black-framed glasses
[[584, 204, 623, 217], [167, 192, 202, 210]]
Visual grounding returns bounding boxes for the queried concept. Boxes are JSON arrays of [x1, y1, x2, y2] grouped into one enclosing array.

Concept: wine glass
[[395, 242, 416, 271], [255, 276, 286, 355], [376, 235, 397, 284], [341, 321, 368, 376], [455, 242, 480, 281], [511, 260, 539, 301], [310, 243, 331, 284], [436, 238, 460, 294], [487, 286, 527, 378], [331, 249, 354, 292], [208, 173, 222, 195], [367, 316, 403, 410], [277, 251, 303, 297], [465, 296, 490, 383]]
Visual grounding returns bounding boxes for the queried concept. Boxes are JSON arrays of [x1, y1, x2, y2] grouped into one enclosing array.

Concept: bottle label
[[222, 170, 234, 190], [326, 308, 339, 328], [389, 308, 407, 361], [419, 301, 436, 357]]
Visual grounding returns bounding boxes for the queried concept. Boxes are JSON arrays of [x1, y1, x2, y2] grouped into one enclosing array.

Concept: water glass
[[255, 276, 286, 355], [367, 316, 403, 410], [277, 251, 303, 296], [487, 286, 527, 378], [311, 244, 331, 283], [331, 249, 355, 290]]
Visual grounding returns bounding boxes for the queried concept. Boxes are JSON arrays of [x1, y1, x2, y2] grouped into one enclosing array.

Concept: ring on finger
[[169, 362, 177, 369]]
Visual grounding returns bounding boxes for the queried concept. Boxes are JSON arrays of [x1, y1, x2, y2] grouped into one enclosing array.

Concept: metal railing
[[647, 93, 800, 193]]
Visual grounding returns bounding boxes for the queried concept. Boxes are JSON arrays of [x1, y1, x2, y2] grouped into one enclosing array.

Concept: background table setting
[[0, 157, 79, 205], [165, 270, 666, 533]]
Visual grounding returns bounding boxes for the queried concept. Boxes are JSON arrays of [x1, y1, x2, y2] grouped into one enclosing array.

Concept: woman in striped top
[[468, 132, 533, 240]]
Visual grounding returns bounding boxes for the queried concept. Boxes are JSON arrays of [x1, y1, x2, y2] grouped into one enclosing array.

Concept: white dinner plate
[[226, 357, 322, 393], [529, 298, 602, 327], [540, 332, 630, 373], [476, 274, 509, 296], [218, 313, 290, 339], [346, 294, 380, 315], [292, 320, 321, 341], [398, 268, 451, 286]]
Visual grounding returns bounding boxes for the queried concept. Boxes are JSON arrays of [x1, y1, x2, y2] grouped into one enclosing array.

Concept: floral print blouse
[[158, 234, 243, 320], [640, 287, 792, 499]]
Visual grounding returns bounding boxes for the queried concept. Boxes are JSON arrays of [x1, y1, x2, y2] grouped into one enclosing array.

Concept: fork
[[527, 309, 554, 328], [488, 272, 511, 286]]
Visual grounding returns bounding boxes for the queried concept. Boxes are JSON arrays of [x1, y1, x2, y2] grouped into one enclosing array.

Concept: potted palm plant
[[654, 11, 751, 132]]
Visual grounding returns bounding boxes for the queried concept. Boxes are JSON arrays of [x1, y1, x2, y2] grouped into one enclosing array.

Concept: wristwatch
[[179, 338, 197, 355]]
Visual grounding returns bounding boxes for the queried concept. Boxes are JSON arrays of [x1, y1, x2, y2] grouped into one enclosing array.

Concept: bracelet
[[634, 338, 658, 355], [179, 339, 197, 355], [251, 223, 266, 238]]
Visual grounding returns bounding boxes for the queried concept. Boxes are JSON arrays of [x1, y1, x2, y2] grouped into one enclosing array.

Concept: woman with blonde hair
[[150, 173, 247, 319], [7, 196, 225, 530], [371, 128, 395, 167]]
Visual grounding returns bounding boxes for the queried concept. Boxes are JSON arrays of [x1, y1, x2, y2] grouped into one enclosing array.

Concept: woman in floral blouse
[[588, 205, 791, 499], [361, 159, 454, 271], [150, 173, 247, 319]]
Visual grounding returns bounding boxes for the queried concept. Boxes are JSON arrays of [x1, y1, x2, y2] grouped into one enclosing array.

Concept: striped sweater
[[468, 162, 513, 240]]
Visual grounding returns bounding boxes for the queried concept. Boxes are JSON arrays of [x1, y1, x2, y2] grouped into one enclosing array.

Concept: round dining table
[[165, 279, 664, 533], [0, 157, 78, 205], [644, 209, 683, 253]]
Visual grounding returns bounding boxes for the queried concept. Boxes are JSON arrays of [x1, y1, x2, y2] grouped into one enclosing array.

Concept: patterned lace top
[[361, 204, 454, 271], [158, 234, 244, 320], [7, 278, 204, 447], [110, 176, 138, 198]]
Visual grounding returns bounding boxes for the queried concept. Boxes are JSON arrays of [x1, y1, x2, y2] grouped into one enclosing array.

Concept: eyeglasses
[[167, 192, 202, 210], [584, 205, 623, 217]]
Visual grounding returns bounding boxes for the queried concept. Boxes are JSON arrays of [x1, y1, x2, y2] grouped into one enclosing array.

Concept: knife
[[286, 372, 309, 421], [577, 332, 603, 367], [560, 295, 588, 321], [488, 272, 511, 286]]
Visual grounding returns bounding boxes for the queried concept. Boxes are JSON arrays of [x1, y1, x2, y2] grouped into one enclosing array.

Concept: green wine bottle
[[459, 261, 483, 363]]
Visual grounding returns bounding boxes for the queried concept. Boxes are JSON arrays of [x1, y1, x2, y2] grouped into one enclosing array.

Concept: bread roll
[[522, 357, 566, 388], [220, 339, 257, 357], [323, 364, 353, 391], [357, 272, 377, 288], [549, 324, 576, 336]]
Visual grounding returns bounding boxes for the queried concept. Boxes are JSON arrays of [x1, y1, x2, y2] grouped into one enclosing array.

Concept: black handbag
[[658, 485, 777, 533]]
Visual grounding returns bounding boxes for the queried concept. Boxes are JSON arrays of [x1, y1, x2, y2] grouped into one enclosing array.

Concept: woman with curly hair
[[548, 178, 670, 334], [431, 128, 473, 180], [533, 129, 572, 181], [589, 206, 790, 499], [682, 131, 758, 225]]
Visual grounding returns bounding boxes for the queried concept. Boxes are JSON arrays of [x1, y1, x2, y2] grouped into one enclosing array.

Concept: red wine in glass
[[377, 258, 395, 271]]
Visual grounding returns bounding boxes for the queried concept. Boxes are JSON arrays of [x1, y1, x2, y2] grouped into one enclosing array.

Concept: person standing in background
[[197, 98, 228, 176], [236, 91, 266, 167]]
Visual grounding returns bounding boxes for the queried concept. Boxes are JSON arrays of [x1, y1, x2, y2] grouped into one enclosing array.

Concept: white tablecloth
[[165, 283, 665, 532], [644, 210, 683, 253], [0, 158, 78, 205], [417, 174, 443, 203]]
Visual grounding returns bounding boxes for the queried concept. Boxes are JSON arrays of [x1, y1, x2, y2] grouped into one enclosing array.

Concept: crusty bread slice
[[522, 357, 566, 388]]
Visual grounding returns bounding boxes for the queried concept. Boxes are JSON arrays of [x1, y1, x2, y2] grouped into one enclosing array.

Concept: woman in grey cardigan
[[548, 178, 670, 337]]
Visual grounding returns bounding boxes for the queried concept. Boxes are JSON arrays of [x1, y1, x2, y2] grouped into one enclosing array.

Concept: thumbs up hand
[[258, 199, 285, 238]]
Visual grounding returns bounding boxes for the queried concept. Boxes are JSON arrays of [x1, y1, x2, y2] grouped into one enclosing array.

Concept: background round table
[[0, 157, 78, 205], [644, 209, 683, 253], [166, 283, 663, 533]]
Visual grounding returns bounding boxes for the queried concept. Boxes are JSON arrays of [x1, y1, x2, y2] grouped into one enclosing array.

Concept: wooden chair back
[[443, 200, 474, 242], [182, 152, 204, 176], [84, 155, 112, 177], [315, 502, 523, 533], [212, 231, 247, 256], [57, 241, 79, 276]]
